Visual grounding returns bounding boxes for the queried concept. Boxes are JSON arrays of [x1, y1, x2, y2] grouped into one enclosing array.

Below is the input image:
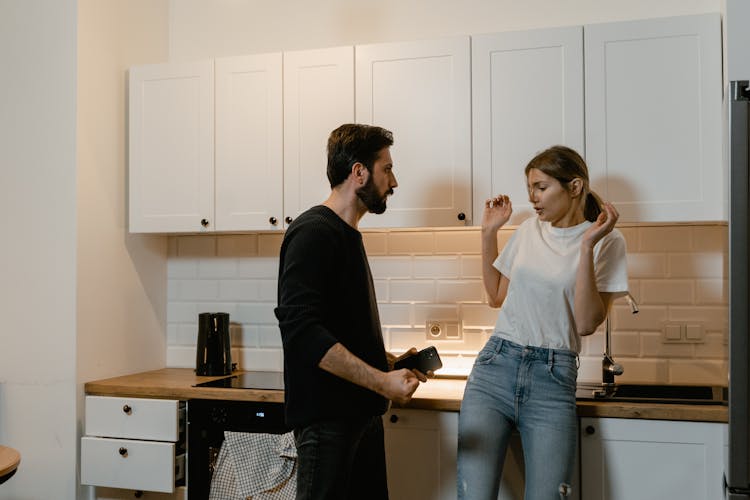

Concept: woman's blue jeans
[[457, 336, 578, 500]]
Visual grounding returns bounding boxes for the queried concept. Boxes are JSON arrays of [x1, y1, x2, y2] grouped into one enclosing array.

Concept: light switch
[[664, 323, 682, 341], [685, 324, 704, 341]]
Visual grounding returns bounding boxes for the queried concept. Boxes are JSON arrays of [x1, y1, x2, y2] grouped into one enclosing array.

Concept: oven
[[187, 372, 290, 499]]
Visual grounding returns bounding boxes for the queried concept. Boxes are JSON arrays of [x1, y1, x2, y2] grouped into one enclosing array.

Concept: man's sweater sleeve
[[275, 221, 340, 369]]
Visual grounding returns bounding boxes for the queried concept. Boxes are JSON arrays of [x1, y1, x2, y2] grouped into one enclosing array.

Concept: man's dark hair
[[326, 124, 394, 188]]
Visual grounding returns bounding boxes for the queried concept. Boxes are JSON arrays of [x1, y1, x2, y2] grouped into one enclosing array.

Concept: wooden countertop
[[84, 368, 728, 423]]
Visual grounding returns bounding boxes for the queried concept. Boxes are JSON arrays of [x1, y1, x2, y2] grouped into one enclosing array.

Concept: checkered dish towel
[[209, 431, 297, 500]]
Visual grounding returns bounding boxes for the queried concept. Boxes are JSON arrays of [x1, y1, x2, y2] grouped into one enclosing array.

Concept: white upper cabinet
[[215, 53, 283, 231], [129, 61, 214, 233], [355, 37, 472, 228], [472, 27, 584, 225], [584, 14, 723, 222], [283, 46, 355, 227]]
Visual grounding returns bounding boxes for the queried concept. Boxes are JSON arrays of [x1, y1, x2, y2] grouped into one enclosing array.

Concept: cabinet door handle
[[389, 414, 399, 423], [285, 216, 293, 224], [269, 217, 278, 225], [457, 212, 466, 221], [200, 218, 209, 227], [118, 447, 128, 457], [585, 425, 596, 435], [122, 404, 132, 415]]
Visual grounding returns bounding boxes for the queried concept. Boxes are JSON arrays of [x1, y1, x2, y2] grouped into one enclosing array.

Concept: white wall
[[167, 0, 721, 60], [0, 1, 79, 498], [76, 0, 170, 496], [0, 1, 169, 499]]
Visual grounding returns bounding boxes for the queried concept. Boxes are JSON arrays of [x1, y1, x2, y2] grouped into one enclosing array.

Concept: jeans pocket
[[548, 357, 578, 390], [474, 338, 500, 365]]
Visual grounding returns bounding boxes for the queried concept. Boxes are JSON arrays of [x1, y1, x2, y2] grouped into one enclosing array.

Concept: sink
[[575, 383, 728, 405]]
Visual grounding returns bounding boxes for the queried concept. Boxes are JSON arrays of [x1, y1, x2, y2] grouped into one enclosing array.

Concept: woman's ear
[[569, 178, 584, 197]]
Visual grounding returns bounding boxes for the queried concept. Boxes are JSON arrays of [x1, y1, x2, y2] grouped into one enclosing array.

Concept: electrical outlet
[[425, 320, 462, 341]]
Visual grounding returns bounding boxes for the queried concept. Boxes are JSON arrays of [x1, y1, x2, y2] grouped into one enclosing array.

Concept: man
[[275, 124, 425, 500]]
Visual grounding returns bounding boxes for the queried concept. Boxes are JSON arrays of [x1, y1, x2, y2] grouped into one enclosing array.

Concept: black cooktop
[[193, 371, 284, 390]]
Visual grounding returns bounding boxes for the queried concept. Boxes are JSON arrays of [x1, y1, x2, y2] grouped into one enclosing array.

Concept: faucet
[[601, 292, 639, 390]]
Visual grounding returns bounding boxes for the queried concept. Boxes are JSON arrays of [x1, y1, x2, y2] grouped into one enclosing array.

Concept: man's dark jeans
[[294, 415, 389, 500]]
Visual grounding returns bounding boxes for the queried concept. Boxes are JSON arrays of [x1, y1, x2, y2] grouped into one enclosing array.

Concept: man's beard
[[356, 176, 392, 214]]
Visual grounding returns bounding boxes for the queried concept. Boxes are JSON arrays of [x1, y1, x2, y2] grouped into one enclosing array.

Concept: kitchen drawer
[[81, 437, 185, 493], [85, 396, 183, 441]]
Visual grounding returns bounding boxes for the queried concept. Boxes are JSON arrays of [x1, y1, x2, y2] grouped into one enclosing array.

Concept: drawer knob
[[389, 414, 399, 423], [122, 404, 132, 415], [118, 447, 128, 457]]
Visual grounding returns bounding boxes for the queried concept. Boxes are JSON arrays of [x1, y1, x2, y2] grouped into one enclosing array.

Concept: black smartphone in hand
[[393, 346, 443, 373]]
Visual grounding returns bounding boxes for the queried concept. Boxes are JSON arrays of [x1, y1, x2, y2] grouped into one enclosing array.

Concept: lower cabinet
[[383, 409, 529, 500], [81, 396, 186, 497], [579, 417, 726, 500]]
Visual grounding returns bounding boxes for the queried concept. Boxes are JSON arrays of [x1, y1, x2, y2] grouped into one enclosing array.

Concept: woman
[[457, 145, 629, 499]]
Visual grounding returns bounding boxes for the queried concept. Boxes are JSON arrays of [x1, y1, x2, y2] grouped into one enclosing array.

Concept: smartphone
[[393, 346, 443, 373]]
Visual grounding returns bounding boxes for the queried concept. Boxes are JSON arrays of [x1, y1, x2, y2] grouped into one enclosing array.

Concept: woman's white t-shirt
[[492, 216, 629, 353]]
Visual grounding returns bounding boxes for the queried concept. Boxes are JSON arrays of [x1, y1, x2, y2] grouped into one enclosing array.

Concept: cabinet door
[[283, 46, 354, 228], [580, 417, 725, 500], [215, 53, 283, 231], [356, 37, 472, 228], [584, 14, 723, 222], [472, 27, 584, 225], [383, 409, 458, 500], [129, 61, 214, 233]]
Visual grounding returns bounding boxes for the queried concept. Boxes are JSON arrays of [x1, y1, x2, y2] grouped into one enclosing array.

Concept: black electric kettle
[[196, 312, 232, 376]]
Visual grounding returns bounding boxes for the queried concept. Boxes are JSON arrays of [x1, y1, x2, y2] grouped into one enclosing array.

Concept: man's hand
[[380, 369, 420, 405]]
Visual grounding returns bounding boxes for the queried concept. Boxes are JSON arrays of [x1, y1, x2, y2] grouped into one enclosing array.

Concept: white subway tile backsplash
[[388, 232, 435, 254], [369, 256, 412, 279], [235, 347, 283, 371], [640, 279, 694, 305], [377, 303, 412, 327], [177, 280, 220, 301], [238, 257, 279, 278], [165, 225, 729, 385], [460, 255, 482, 278], [696, 279, 728, 304], [235, 303, 278, 325], [258, 325, 283, 348], [413, 304, 460, 326], [669, 253, 727, 279], [437, 280, 484, 303], [198, 258, 239, 279], [641, 332, 695, 358], [168, 258, 199, 279], [219, 280, 260, 301], [460, 304, 498, 329], [389, 280, 436, 303], [413, 256, 460, 279], [668, 359, 727, 385], [638, 226, 692, 252], [626, 253, 667, 278], [434, 230, 480, 254]]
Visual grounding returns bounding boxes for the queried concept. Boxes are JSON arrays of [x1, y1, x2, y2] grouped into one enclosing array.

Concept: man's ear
[[352, 162, 367, 184]]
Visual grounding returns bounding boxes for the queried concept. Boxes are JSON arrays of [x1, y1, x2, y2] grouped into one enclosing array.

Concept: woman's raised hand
[[482, 195, 512, 232], [582, 202, 619, 248]]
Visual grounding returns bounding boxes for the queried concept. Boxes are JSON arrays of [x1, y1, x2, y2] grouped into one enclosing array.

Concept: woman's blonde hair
[[524, 145, 602, 222]]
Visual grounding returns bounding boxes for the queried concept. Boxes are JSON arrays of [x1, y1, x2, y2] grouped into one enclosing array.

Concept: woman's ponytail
[[584, 191, 603, 222]]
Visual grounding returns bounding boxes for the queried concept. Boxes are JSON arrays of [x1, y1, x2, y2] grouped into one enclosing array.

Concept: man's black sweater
[[275, 205, 389, 427]]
